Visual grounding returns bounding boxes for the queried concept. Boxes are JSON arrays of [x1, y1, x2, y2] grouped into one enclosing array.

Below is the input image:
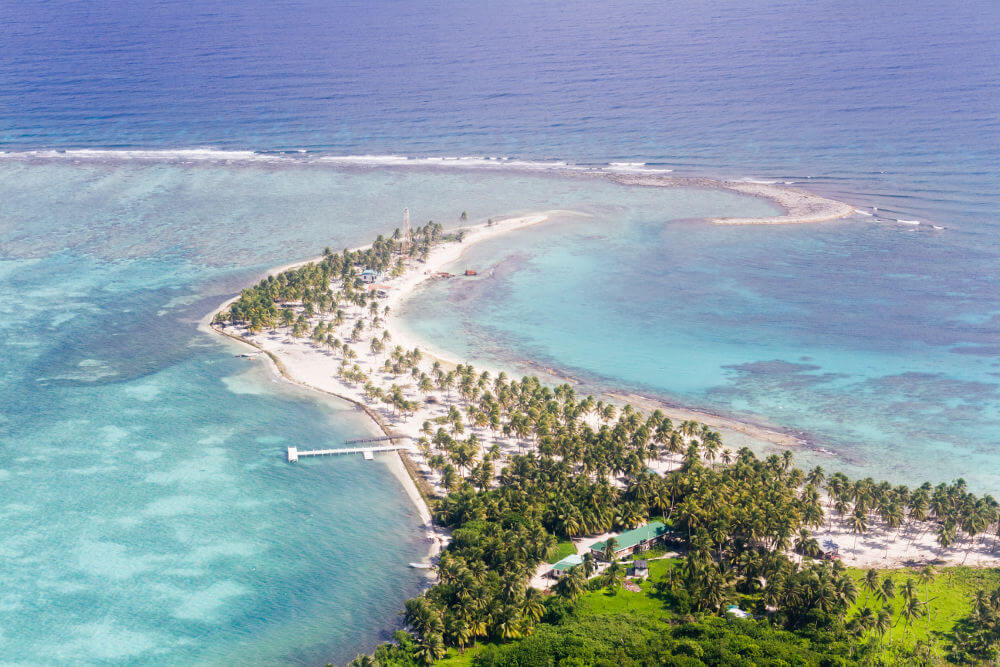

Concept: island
[[208, 193, 1000, 665]]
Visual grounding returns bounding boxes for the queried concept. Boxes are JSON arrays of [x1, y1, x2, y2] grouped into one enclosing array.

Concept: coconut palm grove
[[220, 231, 1000, 666]]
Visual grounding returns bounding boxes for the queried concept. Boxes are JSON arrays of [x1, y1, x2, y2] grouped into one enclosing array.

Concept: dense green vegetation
[[352, 422, 1000, 665], [219, 230, 1000, 665], [217, 222, 451, 333], [419, 564, 1000, 666]]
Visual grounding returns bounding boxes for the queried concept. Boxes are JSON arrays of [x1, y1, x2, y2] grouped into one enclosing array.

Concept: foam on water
[[0, 148, 680, 177]]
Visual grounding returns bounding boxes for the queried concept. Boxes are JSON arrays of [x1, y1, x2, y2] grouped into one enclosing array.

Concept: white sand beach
[[207, 200, 998, 572]]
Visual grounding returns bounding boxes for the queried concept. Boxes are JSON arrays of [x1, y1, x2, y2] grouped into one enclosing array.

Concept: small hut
[[549, 554, 584, 579], [628, 559, 649, 579]]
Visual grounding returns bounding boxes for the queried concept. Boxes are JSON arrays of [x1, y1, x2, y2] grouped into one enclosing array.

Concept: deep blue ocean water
[[1, 0, 999, 662]]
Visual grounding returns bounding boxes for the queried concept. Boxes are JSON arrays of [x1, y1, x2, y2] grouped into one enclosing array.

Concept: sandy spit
[[607, 173, 855, 224]]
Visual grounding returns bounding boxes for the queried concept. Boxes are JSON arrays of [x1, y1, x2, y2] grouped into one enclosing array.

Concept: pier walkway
[[287, 443, 414, 463]]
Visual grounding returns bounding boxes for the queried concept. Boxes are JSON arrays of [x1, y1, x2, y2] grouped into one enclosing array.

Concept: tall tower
[[403, 207, 411, 253]]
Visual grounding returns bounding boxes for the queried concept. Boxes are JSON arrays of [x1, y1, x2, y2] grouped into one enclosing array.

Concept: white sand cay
[[208, 208, 994, 573]]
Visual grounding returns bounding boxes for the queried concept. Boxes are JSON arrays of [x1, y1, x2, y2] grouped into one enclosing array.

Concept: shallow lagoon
[[401, 204, 1000, 492], [0, 160, 772, 662]]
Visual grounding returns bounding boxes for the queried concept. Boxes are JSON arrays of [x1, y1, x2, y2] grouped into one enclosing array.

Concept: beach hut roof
[[591, 521, 670, 553], [551, 553, 584, 571]]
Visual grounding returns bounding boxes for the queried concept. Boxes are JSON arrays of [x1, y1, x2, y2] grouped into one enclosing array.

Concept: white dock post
[[287, 446, 299, 463]]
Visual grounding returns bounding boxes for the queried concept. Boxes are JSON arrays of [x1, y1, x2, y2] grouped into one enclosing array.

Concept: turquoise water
[[0, 161, 762, 662], [2, 0, 999, 659], [401, 206, 1000, 492]]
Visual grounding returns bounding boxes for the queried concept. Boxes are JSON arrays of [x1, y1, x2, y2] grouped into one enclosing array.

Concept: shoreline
[[203, 182, 873, 566], [202, 181, 849, 540], [206, 198, 1000, 572], [200, 301, 442, 564], [201, 213, 559, 567]]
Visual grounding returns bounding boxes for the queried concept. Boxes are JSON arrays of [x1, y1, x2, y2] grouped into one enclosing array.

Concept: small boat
[[464, 269, 477, 276], [408, 562, 433, 569]]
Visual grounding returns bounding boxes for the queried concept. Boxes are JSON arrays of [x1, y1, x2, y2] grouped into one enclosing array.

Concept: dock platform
[[287, 443, 413, 463]]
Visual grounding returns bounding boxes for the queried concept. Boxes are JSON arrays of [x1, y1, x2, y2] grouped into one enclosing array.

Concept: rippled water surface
[[1, 0, 998, 661], [0, 163, 767, 662]]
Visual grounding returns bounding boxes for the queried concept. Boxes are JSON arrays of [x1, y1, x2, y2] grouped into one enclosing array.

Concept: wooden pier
[[287, 443, 414, 463]]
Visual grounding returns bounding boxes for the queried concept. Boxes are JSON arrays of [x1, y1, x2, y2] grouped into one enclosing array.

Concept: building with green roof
[[548, 553, 584, 578], [590, 521, 671, 560]]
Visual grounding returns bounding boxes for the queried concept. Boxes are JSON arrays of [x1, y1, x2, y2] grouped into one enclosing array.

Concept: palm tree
[[414, 633, 445, 665], [897, 596, 922, 642], [874, 606, 892, 649], [851, 606, 877, 644], [806, 465, 826, 488], [495, 607, 522, 641], [882, 502, 904, 558], [651, 484, 671, 519], [877, 577, 896, 609], [448, 618, 472, 652], [522, 588, 544, 622], [862, 569, 880, 605], [794, 528, 820, 561], [900, 577, 917, 604], [961, 503, 990, 565], [602, 537, 619, 563], [918, 565, 936, 629], [555, 567, 585, 601], [582, 552, 597, 578], [936, 520, 957, 559], [850, 508, 869, 554], [602, 560, 624, 591], [702, 431, 721, 468]]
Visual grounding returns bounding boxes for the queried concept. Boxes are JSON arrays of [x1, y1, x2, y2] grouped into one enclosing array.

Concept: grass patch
[[437, 646, 481, 665], [575, 583, 667, 617], [846, 566, 1000, 659], [547, 539, 577, 564], [573, 558, 683, 617]]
